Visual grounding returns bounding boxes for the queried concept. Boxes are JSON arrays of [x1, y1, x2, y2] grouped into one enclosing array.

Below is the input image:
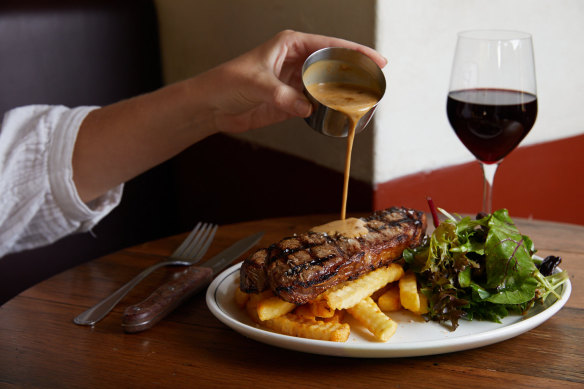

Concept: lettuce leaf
[[404, 208, 567, 330], [484, 210, 537, 293]]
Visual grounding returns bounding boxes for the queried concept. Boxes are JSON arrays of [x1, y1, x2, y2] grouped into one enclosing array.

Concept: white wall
[[155, 0, 584, 185], [156, 0, 378, 183], [374, 0, 584, 183]]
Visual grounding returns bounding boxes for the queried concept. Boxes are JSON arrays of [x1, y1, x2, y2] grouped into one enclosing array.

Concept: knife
[[121, 231, 263, 333]]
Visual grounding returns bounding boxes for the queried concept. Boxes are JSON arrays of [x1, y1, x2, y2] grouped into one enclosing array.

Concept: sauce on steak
[[240, 207, 427, 304]]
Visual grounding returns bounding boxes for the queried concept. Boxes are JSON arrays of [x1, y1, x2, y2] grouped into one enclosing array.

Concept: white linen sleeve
[[0, 105, 124, 257]]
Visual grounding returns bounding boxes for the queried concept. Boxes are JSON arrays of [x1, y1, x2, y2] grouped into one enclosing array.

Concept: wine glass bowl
[[446, 30, 538, 213], [447, 88, 538, 163]]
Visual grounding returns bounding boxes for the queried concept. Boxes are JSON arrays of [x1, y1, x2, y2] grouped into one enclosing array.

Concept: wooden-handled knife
[[121, 231, 263, 333]]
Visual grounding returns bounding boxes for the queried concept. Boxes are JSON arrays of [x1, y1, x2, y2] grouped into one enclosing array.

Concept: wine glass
[[446, 30, 538, 214]]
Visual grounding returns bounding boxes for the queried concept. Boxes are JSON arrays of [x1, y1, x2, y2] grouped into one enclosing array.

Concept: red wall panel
[[374, 134, 584, 225]]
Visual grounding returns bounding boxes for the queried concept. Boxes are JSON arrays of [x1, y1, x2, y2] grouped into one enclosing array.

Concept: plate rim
[[205, 262, 571, 358]]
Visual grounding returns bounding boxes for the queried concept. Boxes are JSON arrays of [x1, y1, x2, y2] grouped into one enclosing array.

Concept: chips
[[377, 285, 401, 312], [417, 292, 429, 315], [263, 314, 350, 342], [257, 296, 296, 321], [347, 297, 397, 342], [236, 262, 430, 343], [293, 299, 335, 319], [323, 263, 404, 310], [399, 271, 420, 312]]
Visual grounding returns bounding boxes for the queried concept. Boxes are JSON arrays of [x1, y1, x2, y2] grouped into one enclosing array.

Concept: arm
[[72, 30, 387, 202]]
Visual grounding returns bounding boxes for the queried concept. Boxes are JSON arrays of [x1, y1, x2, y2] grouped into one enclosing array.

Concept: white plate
[[206, 263, 571, 358]]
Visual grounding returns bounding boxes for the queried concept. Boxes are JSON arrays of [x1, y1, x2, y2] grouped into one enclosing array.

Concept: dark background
[[0, 0, 371, 304]]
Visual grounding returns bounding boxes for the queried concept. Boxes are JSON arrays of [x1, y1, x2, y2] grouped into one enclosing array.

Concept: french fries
[[377, 285, 401, 312], [347, 297, 397, 342], [257, 296, 296, 321], [263, 314, 350, 342], [236, 262, 431, 343], [293, 300, 335, 319], [321, 309, 345, 323], [398, 271, 430, 314], [399, 271, 420, 312], [244, 290, 273, 323], [417, 292, 429, 315], [323, 263, 404, 310]]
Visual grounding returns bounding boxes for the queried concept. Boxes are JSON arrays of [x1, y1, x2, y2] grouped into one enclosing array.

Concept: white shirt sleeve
[[0, 105, 124, 257]]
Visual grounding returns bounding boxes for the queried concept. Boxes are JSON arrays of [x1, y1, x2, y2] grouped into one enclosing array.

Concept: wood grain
[[1, 215, 582, 388]]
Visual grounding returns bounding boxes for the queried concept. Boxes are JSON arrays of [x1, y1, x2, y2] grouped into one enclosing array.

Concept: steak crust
[[240, 207, 427, 304]]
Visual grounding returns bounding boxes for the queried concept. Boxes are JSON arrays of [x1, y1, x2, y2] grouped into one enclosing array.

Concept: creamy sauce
[[305, 82, 381, 128], [310, 217, 368, 239], [306, 81, 381, 221]]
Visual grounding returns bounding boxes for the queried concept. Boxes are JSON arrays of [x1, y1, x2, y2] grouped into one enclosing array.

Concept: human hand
[[199, 30, 388, 134], [72, 31, 386, 202]]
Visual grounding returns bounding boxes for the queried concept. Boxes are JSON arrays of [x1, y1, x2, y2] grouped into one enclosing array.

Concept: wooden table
[[1, 215, 582, 388]]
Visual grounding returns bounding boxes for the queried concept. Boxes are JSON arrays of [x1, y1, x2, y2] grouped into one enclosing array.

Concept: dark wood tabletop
[[1, 214, 582, 388]]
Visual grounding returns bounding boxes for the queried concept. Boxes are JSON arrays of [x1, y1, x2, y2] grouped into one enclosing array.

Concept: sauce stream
[[306, 81, 381, 221]]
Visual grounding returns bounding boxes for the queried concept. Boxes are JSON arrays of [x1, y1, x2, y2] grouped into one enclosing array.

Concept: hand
[[73, 30, 386, 203], [199, 30, 388, 134]]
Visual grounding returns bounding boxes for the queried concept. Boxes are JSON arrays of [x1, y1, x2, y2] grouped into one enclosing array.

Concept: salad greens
[[403, 208, 569, 330]]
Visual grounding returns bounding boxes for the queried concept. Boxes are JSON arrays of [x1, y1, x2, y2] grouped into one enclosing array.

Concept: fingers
[[268, 30, 385, 118], [210, 29, 385, 133], [261, 30, 386, 119], [276, 30, 388, 70], [261, 73, 312, 118]]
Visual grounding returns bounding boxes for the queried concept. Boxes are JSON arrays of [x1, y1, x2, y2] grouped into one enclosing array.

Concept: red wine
[[447, 88, 537, 163]]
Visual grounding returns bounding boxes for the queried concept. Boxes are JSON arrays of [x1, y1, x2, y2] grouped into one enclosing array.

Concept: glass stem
[[481, 162, 499, 214]]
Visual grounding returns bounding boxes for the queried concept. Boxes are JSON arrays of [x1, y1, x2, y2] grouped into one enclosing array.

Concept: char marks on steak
[[240, 207, 427, 304]]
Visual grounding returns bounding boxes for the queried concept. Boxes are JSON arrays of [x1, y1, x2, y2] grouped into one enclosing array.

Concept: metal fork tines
[[170, 222, 216, 261], [73, 222, 218, 326]]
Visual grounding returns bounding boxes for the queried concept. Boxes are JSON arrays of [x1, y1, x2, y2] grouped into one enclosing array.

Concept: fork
[[73, 222, 218, 326]]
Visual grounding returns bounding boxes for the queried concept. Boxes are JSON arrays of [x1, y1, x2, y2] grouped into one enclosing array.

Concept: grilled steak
[[240, 207, 427, 304]]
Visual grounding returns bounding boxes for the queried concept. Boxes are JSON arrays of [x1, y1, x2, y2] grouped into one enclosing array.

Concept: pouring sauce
[[305, 81, 381, 229], [310, 217, 369, 239]]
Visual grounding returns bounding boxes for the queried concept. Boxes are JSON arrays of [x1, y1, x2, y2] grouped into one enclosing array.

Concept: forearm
[[72, 74, 217, 203], [71, 30, 387, 203]]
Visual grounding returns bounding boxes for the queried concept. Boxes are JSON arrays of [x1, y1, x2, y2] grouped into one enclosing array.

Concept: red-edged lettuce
[[403, 209, 568, 330]]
